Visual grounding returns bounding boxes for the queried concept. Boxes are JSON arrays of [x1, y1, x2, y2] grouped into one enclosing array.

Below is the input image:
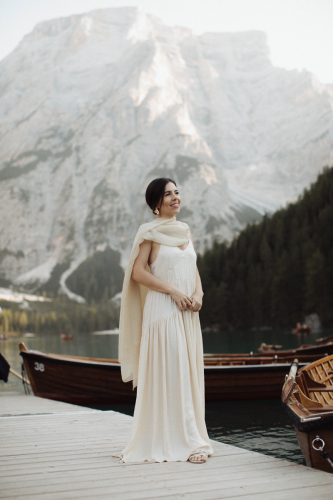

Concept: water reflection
[[206, 399, 305, 465], [203, 328, 326, 354]]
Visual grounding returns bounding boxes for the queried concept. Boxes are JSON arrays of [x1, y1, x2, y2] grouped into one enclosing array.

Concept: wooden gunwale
[[205, 342, 333, 357], [21, 350, 120, 368], [21, 347, 309, 371]]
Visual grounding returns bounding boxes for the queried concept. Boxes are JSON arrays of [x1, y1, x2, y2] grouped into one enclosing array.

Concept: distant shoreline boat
[[292, 322, 312, 334], [19, 340, 333, 405], [91, 329, 119, 335]]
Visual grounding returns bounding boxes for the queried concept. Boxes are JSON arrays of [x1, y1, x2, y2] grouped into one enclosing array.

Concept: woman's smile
[[158, 181, 181, 218]]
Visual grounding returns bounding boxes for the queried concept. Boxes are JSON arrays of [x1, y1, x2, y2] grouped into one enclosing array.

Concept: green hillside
[[197, 167, 333, 329], [66, 246, 124, 303]]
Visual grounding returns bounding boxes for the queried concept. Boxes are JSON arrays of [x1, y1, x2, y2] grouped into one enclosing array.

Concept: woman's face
[[158, 182, 181, 218]]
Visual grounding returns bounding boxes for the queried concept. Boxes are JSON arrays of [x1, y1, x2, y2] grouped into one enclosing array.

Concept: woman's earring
[[154, 208, 160, 215]]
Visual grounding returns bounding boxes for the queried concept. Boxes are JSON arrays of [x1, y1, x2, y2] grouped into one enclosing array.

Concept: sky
[[1, 0, 333, 83]]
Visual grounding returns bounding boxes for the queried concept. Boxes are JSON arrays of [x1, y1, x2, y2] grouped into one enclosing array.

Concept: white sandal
[[188, 452, 208, 464]]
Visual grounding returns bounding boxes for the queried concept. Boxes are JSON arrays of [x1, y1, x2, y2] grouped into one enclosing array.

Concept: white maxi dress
[[118, 239, 213, 462]]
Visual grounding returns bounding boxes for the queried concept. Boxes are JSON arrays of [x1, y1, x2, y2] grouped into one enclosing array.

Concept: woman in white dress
[[116, 178, 213, 464]]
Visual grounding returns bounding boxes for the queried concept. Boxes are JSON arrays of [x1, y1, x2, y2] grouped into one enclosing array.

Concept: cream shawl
[[118, 216, 191, 388]]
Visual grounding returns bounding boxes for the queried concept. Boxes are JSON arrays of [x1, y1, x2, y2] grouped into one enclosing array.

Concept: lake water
[[2, 327, 332, 465]]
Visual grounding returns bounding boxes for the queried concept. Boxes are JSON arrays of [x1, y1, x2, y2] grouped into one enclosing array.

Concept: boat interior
[[203, 353, 326, 366], [285, 356, 333, 419]]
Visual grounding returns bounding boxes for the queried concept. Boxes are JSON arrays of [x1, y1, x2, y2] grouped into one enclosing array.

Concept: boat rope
[[312, 436, 333, 468], [21, 360, 31, 395]]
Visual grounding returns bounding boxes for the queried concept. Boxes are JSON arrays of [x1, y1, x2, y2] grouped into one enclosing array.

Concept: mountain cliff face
[[0, 7, 332, 299]]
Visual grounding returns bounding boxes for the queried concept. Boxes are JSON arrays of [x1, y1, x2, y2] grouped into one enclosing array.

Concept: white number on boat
[[34, 362, 45, 372]]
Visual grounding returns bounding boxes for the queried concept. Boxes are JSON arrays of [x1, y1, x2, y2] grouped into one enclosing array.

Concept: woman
[[115, 178, 213, 464]]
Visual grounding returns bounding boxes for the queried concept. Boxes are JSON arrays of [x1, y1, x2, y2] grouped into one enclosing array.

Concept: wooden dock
[[1, 391, 333, 499]]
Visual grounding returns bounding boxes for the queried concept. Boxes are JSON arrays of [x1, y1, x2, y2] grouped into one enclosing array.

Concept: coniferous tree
[[197, 167, 333, 329]]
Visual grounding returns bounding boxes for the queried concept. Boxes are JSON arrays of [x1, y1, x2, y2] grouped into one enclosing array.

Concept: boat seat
[[308, 387, 333, 392]]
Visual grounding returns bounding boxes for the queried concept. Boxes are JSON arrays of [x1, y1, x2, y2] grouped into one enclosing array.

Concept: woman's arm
[[189, 233, 204, 312], [131, 240, 193, 311], [191, 271, 204, 312]]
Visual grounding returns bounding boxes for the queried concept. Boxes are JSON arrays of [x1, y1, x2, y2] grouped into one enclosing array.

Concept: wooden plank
[[0, 458, 293, 482], [0, 392, 98, 416], [1, 470, 333, 500], [0, 446, 250, 464], [1, 392, 333, 500], [149, 484, 333, 500], [0, 442, 250, 464], [0, 460, 294, 489], [0, 461, 295, 489], [0, 452, 280, 475], [0, 467, 325, 498]]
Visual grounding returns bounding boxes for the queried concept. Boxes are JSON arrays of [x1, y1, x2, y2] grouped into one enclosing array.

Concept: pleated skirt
[[117, 289, 213, 463]]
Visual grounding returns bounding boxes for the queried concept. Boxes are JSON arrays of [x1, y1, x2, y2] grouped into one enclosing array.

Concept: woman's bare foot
[[188, 452, 208, 464]]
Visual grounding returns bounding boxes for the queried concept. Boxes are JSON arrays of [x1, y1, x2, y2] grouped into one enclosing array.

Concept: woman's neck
[[158, 215, 176, 220]]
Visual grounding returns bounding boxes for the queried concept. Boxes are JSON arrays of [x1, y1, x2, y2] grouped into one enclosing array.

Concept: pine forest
[[197, 167, 333, 329]]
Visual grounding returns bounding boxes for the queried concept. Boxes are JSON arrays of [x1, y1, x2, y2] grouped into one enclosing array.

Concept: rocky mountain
[[0, 7, 332, 300]]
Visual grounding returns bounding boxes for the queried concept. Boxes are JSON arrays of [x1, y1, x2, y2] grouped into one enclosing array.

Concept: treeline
[[66, 247, 124, 303], [197, 166, 333, 329], [0, 296, 119, 335]]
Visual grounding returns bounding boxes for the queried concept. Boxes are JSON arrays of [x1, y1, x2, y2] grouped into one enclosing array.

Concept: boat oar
[[10, 367, 31, 385], [282, 359, 298, 403], [0, 353, 31, 385]]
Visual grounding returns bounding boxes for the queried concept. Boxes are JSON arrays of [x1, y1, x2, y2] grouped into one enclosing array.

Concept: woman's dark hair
[[145, 178, 177, 214]]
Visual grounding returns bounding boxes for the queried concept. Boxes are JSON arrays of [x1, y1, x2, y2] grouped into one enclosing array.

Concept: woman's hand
[[169, 286, 193, 312], [189, 291, 203, 312]]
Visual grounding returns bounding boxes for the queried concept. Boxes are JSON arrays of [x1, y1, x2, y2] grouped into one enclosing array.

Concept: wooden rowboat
[[19, 342, 333, 405], [316, 335, 333, 345], [292, 326, 312, 334], [205, 340, 333, 358], [282, 355, 333, 473]]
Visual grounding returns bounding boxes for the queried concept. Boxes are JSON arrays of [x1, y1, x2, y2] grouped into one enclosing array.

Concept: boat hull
[[204, 364, 301, 400], [21, 348, 305, 405], [21, 350, 136, 405], [282, 354, 333, 473], [295, 426, 333, 473]]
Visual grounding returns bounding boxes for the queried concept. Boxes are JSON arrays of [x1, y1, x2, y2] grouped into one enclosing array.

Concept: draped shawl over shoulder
[[118, 216, 191, 388]]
